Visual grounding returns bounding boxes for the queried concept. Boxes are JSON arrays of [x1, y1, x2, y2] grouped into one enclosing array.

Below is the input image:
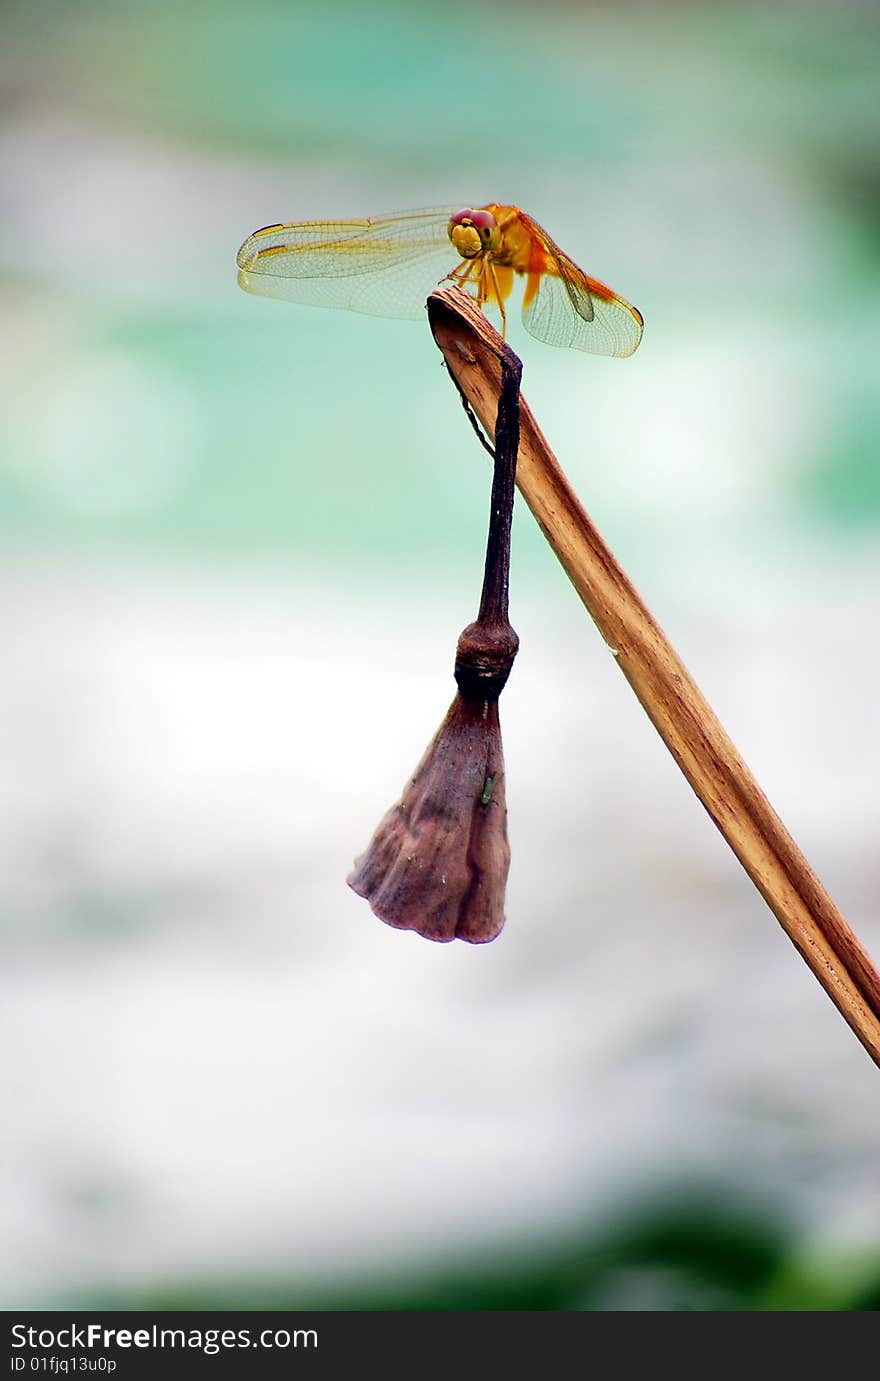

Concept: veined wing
[[237, 207, 463, 321], [516, 210, 644, 358]]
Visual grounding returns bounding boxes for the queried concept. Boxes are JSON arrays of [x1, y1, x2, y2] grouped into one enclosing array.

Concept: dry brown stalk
[[428, 284, 880, 1068]]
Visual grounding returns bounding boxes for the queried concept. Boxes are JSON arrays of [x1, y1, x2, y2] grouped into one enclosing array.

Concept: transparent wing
[[522, 268, 644, 357], [514, 208, 643, 358], [237, 207, 464, 320]]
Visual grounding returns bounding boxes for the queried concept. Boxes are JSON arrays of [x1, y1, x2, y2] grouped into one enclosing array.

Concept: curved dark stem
[[478, 352, 522, 627], [447, 364, 497, 461]]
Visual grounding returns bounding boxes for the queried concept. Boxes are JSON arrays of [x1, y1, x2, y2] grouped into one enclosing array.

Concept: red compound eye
[[450, 207, 496, 231]]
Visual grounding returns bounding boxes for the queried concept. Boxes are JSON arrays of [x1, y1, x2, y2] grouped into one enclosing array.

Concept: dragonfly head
[[448, 208, 501, 259]]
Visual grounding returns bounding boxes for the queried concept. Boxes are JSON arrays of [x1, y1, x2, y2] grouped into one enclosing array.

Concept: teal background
[[2, 0, 879, 1309]]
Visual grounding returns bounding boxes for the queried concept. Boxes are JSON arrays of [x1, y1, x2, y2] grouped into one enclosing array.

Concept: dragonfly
[[237, 204, 643, 358]]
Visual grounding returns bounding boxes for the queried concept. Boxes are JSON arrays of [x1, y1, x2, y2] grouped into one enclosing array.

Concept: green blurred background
[[2, 0, 879, 1310]]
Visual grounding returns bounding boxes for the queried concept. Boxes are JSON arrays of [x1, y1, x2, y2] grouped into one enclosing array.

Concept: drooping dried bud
[[349, 345, 523, 943], [347, 687, 511, 943]]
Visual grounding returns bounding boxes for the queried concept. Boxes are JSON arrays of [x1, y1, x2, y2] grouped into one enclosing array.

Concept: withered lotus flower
[[349, 348, 522, 944], [348, 622, 517, 943]]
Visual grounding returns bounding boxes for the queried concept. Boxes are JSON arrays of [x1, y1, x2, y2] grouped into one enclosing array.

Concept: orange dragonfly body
[[237, 204, 643, 358]]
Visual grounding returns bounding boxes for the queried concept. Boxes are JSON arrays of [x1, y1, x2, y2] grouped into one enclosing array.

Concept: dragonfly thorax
[[448, 208, 501, 260]]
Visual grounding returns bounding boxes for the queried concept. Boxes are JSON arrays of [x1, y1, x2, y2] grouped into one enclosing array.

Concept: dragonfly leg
[[447, 259, 485, 309], [446, 259, 474, 287], [488, 259, 508, 338], [472, 259, 507, 337], [472, 259, 488, 306]]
